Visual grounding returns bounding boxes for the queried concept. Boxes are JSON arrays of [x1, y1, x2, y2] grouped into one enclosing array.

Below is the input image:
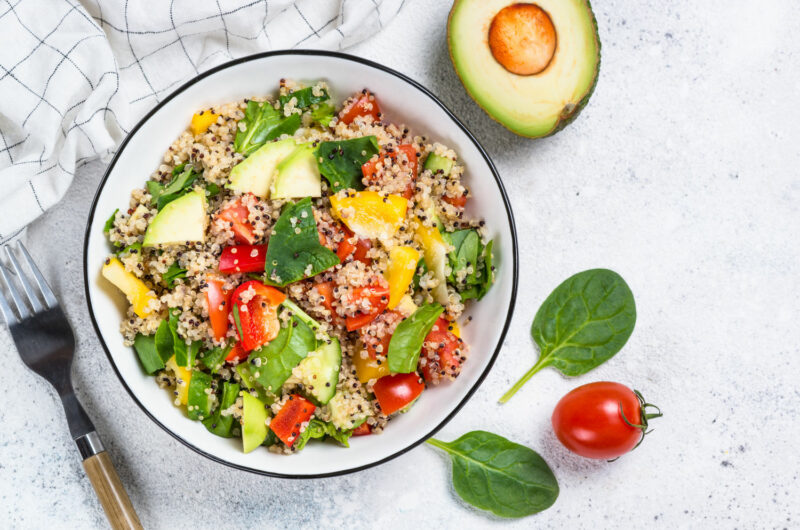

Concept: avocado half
[[448, 0, 601, 138]]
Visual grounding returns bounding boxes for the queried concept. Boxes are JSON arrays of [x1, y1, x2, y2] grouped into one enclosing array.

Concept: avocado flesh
[[271, 144, 322, 199], [229, 139, 297, 198], [448, 0, 600, 138], [142, 189, 206, 246]]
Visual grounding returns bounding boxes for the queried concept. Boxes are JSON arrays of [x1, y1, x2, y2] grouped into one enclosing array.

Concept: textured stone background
[[2, 0, 799, 528]]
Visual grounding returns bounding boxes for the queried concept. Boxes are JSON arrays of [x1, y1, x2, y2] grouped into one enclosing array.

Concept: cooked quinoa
[[101, 79, 495, 455]]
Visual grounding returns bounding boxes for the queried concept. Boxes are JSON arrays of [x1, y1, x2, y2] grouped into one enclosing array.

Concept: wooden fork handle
[[77, 432, 143, 530]]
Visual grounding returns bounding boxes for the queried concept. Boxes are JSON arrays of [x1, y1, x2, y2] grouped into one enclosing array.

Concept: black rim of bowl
[[83, 49, 519, 479]]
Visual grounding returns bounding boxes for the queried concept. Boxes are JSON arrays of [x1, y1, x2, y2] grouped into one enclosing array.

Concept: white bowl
[[83, 51, 518, 478]]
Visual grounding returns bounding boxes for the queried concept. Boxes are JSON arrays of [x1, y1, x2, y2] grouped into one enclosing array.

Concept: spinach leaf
[[163, 262, 187, 288], [116, 241, 142, 260], [411, 258, 427, 290], [148, 165, 199, 210], [103, 209, 118, 234], [387, 303, 444, 373], [200, 344, 231, 373], [264, 198, 340, 286], [154, 319, 174, 363], [293, 419, 354, 451], [202, 382, 240, 438], [234, 101, 301, 156], [315, 136, 379, 192], [427, 431, 559, 518], [480, 240, 494, 298], [311, 102, 335, 127], [499, 269, 636, 403], [253, 314, 317, 394], [232, 304, 244, 340], [133, 333, 164, 374], [279, 87, 329, 109], [168, 310, 194, 368], [205, 182, 221, 198]]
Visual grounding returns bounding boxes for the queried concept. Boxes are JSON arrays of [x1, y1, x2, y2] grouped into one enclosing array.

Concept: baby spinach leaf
[[133, 333, 164, 374], [202, 382, 240, 438], [311, 102, 335, 127], [427, 431, 559, 518], [315, 136, 380, 192], [232, 304, 244, 340], [279, 86, 329, 109], [168, 310, 192, 368], [116, 241, 142, 260], [103, 209, 118, 234], [264, 198, 340, 286], [200, 344, 230, 373], [163, 262, 187, 288], [234, 100, 301, 156], [154, 319, 174, 363], [147, 165, 200, 210], [499, 269, 636, 403], [387, 303, 444, 374], [293, 419, 354, 451], [235, 364, 271, 403], [205, 182, 221, 198], [253, 314, 317, 394]]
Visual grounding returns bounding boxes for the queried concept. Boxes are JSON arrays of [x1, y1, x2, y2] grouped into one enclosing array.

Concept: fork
[[0, 241, 142, 530]]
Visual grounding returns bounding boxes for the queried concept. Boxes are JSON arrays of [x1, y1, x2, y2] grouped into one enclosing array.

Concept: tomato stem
[[498, 356, 549, 403]]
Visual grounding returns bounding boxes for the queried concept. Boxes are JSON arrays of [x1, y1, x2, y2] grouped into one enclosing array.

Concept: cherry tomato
[[372, 373, 424, 415], [217, 198, 256, 245], [204, 276, 231, 341], [336, 226, 372, 266], [218, 244, 268, 273], [339, 91, 381, 124], [345, 283, 390, 331], [270, 394, 316, 447], [352, 423, 372, 436], [551, 382, 662, 459], [231, 280, 286, 351], [361, 144, 418, 199], [419, 317, 464, 383], [312, 281, 344, 327], [442, 194, 467, 208]]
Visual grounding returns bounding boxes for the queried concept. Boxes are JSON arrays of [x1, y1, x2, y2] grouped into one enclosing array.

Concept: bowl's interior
[[85, 52, 516, 477]]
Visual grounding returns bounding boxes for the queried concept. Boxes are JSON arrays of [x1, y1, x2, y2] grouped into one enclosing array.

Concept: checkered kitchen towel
[[0, 0, 404, 243]]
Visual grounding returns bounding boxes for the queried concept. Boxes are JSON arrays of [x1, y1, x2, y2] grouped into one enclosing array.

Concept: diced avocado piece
[[186, 370, 215, 420], [241, 391, 268, 453], [271, 144, 322, 199], [423, 153, 453, 175], [142, 189, 206, 247], [448, 0, 600, 138], [228, 139, 297, 198], [203, 381, 240, 437], [294, 338, 341, 405]]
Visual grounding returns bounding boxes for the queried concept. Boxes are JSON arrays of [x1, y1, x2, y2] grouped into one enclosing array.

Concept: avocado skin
[[447, 0, 601, 139]]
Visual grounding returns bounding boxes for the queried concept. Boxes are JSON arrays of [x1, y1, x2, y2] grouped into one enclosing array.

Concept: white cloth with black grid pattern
[[0, 0, 404, 243]]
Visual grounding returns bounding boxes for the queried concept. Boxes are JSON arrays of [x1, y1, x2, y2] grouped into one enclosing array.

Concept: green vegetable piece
[[293, 418, 356, 451], [279, 86, 329, 109], [256, 315, 317, 394], [205, 182, 221, 198], [500, 269, 636, 403], [264, 198, 339, 286], [168, 310, 193, 368], [117, 241, 142, 260], [203, 382, 239, 437], [242, 391, 268, 453], [234, 101, 302, 156], [423, 153, 454, 175], [387, 303, 444, 374], [478, 240, 495, 299], [163, 261, 187, 289], [427, 431, 559, 518], [314, 136, 380, 192], [132, 333, 164, 374], [200, 344, 231, 373], [186, 370, 215, 420], [232, 304, 244, 339], [150, 165, 199, 210], [103, 209, 118, 234], [311, 102, 335, 127], [154, 319, 174, 363], [234, 363, 270, 404]]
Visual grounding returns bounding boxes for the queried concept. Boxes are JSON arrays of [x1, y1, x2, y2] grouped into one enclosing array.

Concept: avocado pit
[[488, 3, 556, 76]]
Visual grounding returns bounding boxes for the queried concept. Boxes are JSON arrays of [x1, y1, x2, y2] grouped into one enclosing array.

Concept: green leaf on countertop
[[427, 431, 559, 518], [314, 136, 379, 192], [264, 198, 340, 286], [387, 303, 444, 374]]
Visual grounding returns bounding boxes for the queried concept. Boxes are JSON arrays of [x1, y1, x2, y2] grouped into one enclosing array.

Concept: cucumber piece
[[133, 334, 164, 374], [186, 370, 215, 420], [294, 338, 341, 405], [203, 382, 239, 437], [423, 153, 453, 175], [242, 392, 268, 453]]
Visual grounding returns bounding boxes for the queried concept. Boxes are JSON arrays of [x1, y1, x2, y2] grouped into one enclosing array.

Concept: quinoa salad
[[100, 79, 495, 454]]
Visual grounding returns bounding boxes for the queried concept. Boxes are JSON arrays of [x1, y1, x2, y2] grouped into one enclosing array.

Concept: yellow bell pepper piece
[[330, 191, 408, 240], [449, 320, 461, 338], [414, 220, 450, 305], [190, 110, 218, 136], [353, 351, 390, 384], [386, 246, 420, 309], [166, 355, 192, 406], [101, 257, 158, 318]]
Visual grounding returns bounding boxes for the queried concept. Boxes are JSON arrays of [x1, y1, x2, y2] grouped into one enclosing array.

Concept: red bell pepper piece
[[339, 91, 380, 125], [219, 244, 268, 273], [361, 144, 418, 199], [270, 394, 316, 447], [352, 423, 372, 436], [205, 276, 231, 341], [224, 341, 248, 363], [442, 194, 467, 208], [231, 280, 286, 351], [345, 283, 390, 331], [313, 281, 344, 327], [336, 226, 372, 266]]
